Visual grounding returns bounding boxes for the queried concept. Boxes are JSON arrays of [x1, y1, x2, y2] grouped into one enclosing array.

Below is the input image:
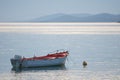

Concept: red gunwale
[[22, 51, 68, 61]]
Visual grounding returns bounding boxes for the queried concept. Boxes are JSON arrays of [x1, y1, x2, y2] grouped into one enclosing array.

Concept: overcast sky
[[0, 0, 120, 22]]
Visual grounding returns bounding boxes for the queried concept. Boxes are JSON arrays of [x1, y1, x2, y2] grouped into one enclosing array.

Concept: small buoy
[[83, 61, 87, 67]]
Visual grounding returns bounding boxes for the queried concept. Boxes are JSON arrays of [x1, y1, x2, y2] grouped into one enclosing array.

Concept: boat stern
[[10, 55, 22, 68]]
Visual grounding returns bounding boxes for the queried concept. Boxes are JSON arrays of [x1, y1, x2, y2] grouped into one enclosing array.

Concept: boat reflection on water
[[11, 65, 66, 73]]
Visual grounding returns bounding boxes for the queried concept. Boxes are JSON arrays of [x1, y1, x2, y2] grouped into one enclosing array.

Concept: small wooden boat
[[10, 50, 69, 68]]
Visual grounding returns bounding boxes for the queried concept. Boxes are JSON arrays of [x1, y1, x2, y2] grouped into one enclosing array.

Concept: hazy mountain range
[[30, 13, 120, 22]]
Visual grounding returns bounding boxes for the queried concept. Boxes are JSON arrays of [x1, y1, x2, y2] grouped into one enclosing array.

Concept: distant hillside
[[30, 13, 120, 22]]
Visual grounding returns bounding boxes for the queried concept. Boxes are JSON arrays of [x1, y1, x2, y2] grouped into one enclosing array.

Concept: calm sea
[[0, 23, 120, 80]]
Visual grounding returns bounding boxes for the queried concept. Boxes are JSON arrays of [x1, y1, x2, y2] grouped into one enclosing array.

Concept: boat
[[10, 50, 69, 68]]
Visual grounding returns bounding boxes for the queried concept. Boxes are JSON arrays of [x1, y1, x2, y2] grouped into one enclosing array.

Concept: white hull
[[22, 57, 67, 68], [11, 57, 67, 68]]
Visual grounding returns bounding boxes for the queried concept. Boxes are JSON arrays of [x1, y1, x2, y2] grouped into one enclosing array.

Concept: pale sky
[[0, 0, 120, 22]]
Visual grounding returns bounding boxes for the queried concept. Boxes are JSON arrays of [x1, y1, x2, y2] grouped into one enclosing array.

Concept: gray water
[[0, 23, 120, 80]]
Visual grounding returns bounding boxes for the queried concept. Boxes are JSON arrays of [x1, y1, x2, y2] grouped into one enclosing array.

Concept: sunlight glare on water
[[0, 23, 120, 34]]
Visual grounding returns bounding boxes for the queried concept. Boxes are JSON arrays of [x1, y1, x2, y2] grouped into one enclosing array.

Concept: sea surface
[[0, 23, 120, 80]]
